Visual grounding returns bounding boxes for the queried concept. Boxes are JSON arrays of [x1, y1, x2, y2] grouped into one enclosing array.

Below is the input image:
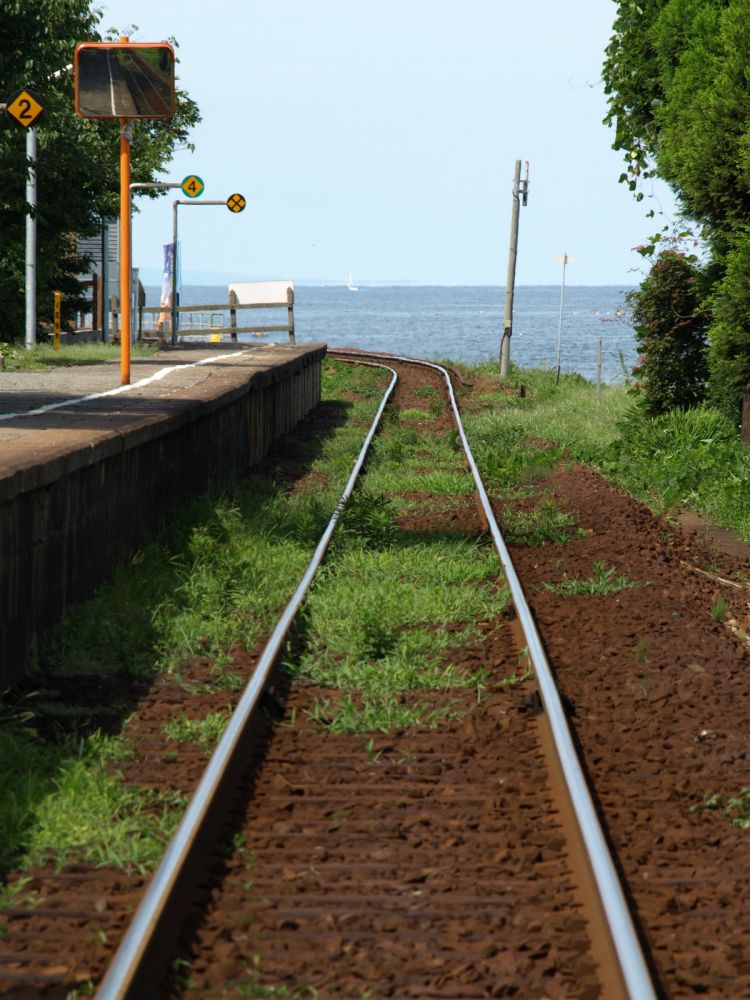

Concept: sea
[[142, 285, 637, 385]]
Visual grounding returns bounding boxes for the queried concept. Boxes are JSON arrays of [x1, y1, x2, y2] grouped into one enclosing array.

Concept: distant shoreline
[[141, 282, 638, 291]]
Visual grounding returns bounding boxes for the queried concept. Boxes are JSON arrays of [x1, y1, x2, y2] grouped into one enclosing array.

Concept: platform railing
[[111, 287, 296, 345]]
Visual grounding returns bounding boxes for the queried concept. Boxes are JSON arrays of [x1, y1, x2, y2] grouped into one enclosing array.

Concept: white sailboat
[[347, 272, 359, 292]]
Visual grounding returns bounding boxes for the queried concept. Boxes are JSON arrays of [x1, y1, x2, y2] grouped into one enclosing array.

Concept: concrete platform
[[0, 342, 326, 683]]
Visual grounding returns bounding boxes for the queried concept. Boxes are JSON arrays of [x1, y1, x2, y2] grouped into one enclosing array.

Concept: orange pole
[[119, 118, 131, 384], [119, 35, 132, 385]]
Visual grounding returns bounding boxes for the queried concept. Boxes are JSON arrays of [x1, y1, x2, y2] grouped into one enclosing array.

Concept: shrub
[[629, 250, 709, 415], [603, 404, 740, 507]]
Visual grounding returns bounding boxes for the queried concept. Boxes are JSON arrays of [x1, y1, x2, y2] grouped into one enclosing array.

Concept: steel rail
[[96, 361, 398, 1000], [98, 348, 656, 999], [329, 349, 657, 1000]]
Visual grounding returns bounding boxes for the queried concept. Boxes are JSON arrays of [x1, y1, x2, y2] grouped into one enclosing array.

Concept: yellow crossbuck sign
[[226, 193, 246, 213]]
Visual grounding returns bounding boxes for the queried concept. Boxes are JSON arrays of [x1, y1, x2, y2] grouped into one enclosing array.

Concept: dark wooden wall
[[0, 350, 324, 684]]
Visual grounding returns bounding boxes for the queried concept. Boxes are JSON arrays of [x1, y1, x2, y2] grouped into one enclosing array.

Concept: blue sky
[[96, 0, 676, 285]]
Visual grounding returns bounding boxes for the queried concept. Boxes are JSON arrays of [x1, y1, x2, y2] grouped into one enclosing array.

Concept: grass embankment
[[0, 342, 156, 371], [461, 362, 750, 547], [0, 360, 388, 878]]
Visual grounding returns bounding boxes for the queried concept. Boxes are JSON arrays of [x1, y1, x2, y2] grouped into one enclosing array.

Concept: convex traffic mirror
[[75, 42, 175, 119]]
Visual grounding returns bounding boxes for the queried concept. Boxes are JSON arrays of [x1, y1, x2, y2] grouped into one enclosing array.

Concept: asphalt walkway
[[0, 342, 325, 490]]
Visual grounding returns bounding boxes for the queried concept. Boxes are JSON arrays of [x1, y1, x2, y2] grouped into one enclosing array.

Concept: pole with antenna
[[500, 159, 529, 376]]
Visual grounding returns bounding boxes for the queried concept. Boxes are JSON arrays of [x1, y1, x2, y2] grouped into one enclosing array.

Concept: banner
[[158, 242, 174, 331]]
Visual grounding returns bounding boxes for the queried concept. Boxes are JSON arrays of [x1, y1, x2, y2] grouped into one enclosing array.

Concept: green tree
[[0, 1, 200, 340], [603, 1, 750, 418], [629, 250, 709, 415], [602, 0, 666, 201]]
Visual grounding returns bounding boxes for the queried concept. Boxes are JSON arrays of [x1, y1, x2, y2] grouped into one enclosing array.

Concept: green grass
[[459, 361, 750, 551], [305, 695, 459, 734], [0, 719, 62, 875], [364, 466, 474, 496], [394, 494, 468, 517], [373, 425, 458, 463], [227, 974, 319, 998], [0, 341, 156, 371], [543, 561, 638, 596], [711, 596, 730, 622], [399, 407, 434, 422], [151, 496, 316, 671], [601, 405, 750, 542], [500, 500, 584, 546], [498, 667, 534, 687], [163, 710, 232, 756], [336, 489, 399, 548], [301, 543, 504, 659], [0, 730, 185, 875], [692, 788, 750, 828], [464, 365, 630, 467], [26, 745, 185, 873]]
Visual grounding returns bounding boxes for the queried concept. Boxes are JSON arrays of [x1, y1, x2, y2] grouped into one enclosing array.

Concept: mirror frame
[[74, 42, 176, 119]]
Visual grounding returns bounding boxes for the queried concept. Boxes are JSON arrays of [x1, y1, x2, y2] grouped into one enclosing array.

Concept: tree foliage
[[0, 1, 200, 339], [629, 250, 709, 415], [705, 233, 750, 413], [603, 1, 750, 418]]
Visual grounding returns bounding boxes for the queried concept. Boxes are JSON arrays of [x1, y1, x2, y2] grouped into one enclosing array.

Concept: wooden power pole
[[500, 160, 529, 376]]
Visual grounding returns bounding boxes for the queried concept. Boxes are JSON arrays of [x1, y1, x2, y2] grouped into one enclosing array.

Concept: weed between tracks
[[289, 375, 511, 733]]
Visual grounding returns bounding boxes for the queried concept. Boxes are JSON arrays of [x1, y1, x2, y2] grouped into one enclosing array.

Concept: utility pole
[[500, 160, 529, 376]]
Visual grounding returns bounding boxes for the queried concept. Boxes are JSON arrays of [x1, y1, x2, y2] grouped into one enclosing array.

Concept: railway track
[[88, 351, 655, 998], [8, 350, 750, 997]]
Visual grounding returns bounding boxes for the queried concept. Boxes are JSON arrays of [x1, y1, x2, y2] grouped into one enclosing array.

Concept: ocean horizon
[[142, 284, 637, 384]]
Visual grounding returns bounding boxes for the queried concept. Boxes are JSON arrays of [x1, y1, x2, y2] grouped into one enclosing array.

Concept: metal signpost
[[74, 38, 176, 384], [52, 291, 62, 350], [555, 253, 572, 385], [128, 179, 204, 344], [170, 195, 246, 345], [4, 88, 45, 351]]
